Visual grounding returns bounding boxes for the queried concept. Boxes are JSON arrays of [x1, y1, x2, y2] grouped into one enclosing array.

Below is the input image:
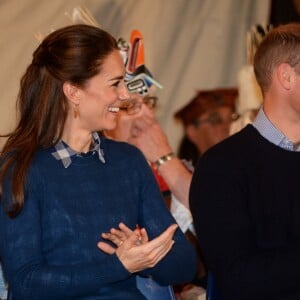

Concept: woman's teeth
[[108, 106, 120, 113]]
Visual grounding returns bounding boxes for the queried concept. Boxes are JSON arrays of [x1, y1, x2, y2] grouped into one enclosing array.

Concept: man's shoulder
[[200, 125, 258, 167], [208, 125, 255, 154]]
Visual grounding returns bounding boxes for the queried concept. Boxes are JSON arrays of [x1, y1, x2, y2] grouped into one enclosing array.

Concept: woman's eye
[[112, 81, 120, 87]]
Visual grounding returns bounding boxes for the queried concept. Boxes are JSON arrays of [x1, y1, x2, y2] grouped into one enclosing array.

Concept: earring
[[73, 104, 79, 119]]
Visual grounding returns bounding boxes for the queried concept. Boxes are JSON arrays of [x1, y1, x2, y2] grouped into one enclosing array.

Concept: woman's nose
[[119, 84, 130, 101]]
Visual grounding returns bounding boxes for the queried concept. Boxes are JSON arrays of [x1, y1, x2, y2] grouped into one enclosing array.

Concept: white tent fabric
[[0, 0, 270, 150]]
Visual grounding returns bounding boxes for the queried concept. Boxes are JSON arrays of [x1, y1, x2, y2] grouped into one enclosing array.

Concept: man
[[190, 23, 300, 300]]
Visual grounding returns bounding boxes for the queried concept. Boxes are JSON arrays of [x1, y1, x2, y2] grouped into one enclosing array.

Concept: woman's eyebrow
[[109, 75, 124, 82]]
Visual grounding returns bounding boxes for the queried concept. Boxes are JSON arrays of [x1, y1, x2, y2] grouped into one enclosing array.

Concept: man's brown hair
[[254, 22, 300, 95]]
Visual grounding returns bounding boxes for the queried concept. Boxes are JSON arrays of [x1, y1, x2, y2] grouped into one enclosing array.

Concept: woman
[[0, 24, 196, 299]]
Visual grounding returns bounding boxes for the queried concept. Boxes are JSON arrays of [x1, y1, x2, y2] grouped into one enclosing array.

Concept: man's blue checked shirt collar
[[51, 132, 105, 168], [252, 107, 300, 152]]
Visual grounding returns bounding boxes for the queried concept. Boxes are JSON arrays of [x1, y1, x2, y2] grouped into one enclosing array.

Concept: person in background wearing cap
[[190, 23, 300, 299], [104, 30, 206, 298], [174, 88, 238, 167]]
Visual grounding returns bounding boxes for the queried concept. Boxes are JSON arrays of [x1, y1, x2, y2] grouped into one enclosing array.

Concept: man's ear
[[62, 81, 81, 105], [186, 124, 198, 145], [277, 63, 294, 90]]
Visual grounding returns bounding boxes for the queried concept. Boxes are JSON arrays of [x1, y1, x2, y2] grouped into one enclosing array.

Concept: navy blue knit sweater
[[190, 125, 300, 300], [0, 138, 196, 299]]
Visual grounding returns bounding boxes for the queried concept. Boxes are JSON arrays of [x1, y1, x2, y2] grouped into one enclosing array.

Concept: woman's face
[[77, 50, 129, 132], [187, 106, 234, 154]]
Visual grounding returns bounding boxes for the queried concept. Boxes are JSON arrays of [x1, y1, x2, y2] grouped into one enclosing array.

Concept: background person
[[230, 24, 272, 135], [106, 29, 193, 212], [174, 88, 238, 167], [105, 30, 207, 297]]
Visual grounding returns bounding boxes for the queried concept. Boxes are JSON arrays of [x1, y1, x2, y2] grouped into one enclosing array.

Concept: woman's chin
[[102, 119, 117, 131]]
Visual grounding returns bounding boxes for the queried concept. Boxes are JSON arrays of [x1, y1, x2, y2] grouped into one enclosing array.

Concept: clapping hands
[[98, 223, 178, 273]]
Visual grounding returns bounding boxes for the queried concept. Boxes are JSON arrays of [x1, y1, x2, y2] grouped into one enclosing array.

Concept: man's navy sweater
[[190, 125, 300, 300]]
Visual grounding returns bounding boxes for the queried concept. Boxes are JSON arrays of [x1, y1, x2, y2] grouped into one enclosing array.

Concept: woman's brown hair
[[0, 24, 118, 217]]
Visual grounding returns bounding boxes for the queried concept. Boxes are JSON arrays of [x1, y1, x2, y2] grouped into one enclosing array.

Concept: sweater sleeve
[[133, 151, 197, 285], [190, 150, 300, 300], [0, 165, 131, 300]]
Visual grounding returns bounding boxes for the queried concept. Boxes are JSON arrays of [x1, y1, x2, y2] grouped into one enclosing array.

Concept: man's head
[[107, 92, 158, 141], [175, 88, 238, 154], [254, 23, 300, 95]]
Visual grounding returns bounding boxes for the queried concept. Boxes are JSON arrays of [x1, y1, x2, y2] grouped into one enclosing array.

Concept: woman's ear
[[62, 82, 81, 105]]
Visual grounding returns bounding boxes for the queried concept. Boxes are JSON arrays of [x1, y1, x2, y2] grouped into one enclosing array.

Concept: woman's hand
[[98, 223, 148, 254], [97, 223, 178, 273]]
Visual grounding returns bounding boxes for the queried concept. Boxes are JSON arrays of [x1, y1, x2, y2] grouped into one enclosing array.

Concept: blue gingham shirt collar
[[252, 107, 299, 151], [51, 132, 105, 168]]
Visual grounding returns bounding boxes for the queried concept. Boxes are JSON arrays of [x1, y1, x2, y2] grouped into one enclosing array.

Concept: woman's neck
[[62, 114, 93, 153], [62, 130, 93, 153]]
